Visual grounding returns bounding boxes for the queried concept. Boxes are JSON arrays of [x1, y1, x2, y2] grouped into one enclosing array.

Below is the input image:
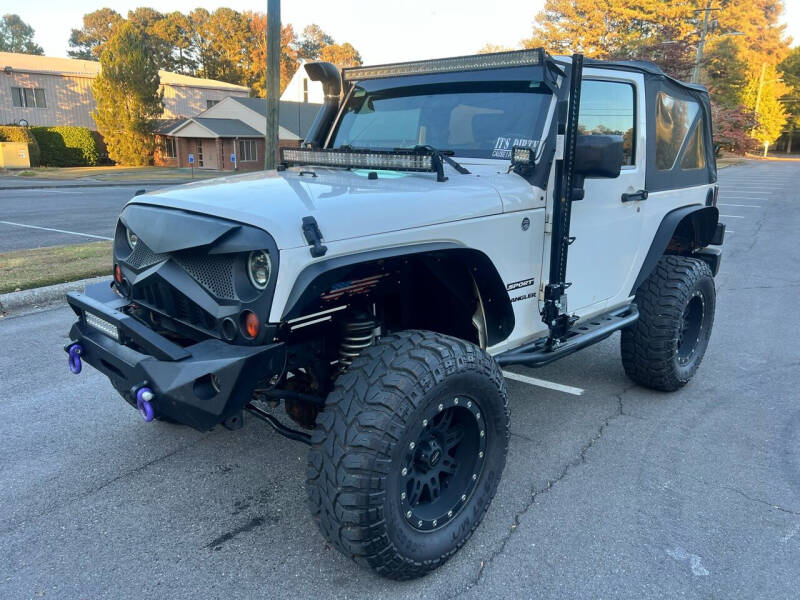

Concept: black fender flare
[[631, 204, 719, 294], [281, 243, 515, 346]]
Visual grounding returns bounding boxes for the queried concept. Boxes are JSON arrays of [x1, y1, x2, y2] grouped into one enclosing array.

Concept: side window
[[579, 80, 635, 165], [655, 91, 702, 170]]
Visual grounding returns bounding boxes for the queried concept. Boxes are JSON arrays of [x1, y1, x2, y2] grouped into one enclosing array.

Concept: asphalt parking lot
[[1, 161, 799, 599], [0, 185, 167, 252]]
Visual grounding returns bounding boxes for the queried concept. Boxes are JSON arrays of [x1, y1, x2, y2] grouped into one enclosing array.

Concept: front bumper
[[65, 282, 286, 431]]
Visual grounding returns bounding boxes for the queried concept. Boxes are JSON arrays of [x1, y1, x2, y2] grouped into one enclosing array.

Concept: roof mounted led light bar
[[342, 49, 545, 81], [280, 147, 452, 180]]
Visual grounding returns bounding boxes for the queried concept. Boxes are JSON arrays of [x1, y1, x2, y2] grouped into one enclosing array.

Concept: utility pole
[[264, 0, 280, 170], [691, 0, 713, 83]]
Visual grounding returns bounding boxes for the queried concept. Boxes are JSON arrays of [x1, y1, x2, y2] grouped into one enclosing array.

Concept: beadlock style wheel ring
[[677, 290, 706, 366], [399, 395, 487, 532]]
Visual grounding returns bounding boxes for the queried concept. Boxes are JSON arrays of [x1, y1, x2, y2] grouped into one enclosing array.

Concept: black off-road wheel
[[621, 255, 716, 391], [306, 330, 509, 580]]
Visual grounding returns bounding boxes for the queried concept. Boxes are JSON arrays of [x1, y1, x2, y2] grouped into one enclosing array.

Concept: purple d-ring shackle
[[136, 387, 155, 422], [68, 344, 83, 374]]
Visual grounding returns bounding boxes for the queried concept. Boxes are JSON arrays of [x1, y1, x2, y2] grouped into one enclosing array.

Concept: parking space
[[1, 161, 799, 599]]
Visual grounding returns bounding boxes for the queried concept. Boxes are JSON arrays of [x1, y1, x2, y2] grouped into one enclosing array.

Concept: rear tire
[[621, 255, 715, 391], [306, 330, 509, 580]]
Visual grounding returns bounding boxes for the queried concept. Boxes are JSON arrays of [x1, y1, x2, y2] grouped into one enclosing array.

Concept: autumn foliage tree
[[68, 8, 363, 97], [91, 22, 163, 165]]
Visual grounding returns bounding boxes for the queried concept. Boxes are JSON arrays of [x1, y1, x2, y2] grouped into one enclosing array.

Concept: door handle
[[621, 189, 648, 203]]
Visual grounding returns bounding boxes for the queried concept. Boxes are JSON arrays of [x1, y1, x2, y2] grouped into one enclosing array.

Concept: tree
[[742, 62, 789, 155], [478, 43, 515, 54], [91, 22, 163, 165], [0, 14, 44, 55], [778, 47, 800, 153], [318, 43, 362, 68], [297, 24, 334, 60], [152, 12, 195, 74], [68, 8, 123, 59], [245, 12, 298, 96]]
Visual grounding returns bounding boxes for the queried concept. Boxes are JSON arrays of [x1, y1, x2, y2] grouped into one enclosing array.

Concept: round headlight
[[248, 250, 271, 290], [126, 227, 138, 249]]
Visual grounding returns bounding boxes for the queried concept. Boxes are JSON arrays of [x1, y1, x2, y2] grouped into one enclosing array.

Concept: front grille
[[135, 281, 217, 332], [127, 242, 168, 270], [173, 253, 236, 300]]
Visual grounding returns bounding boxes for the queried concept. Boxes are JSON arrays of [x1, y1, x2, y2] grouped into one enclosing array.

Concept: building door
[[195, 141, 204, 167]]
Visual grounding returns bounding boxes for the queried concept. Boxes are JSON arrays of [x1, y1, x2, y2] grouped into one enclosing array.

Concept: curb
[[0, 276, 110, 316]]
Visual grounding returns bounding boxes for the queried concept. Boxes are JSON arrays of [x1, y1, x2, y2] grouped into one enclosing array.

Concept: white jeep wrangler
[[65, 49, 724, 579]]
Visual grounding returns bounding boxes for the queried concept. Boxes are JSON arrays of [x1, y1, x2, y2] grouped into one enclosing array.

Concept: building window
[[303, 78, 309, 103], [11, 87, 47, 108], [238, 139, 257, 162], [578, 80, 635, 165], [207, 99, 219, 109], [162, 137, 177, 158]]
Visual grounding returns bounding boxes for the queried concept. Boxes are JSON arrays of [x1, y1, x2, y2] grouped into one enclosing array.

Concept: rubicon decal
[[506, 278, 536, 291]]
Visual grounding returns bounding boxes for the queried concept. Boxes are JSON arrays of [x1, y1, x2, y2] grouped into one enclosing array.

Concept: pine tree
[[91, 22, 163, 166]]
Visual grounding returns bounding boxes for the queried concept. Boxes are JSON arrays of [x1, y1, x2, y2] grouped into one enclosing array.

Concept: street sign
[[230, 153, 237, 164], [188, 154, 195, 165]]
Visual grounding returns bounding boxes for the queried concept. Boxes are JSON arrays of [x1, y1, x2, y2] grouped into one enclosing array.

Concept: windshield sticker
[[491, 137, 539, 159]]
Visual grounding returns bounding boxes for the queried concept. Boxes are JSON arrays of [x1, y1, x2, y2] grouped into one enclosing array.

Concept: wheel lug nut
[[438, 403, 444, 411], [418, 520, 423, 527], [423, 419, 428, 427], [447, 510, 453, 517], [472, 473, 477, 480], [479, 451, 484, 458], [409, 441, 415, 449], [402, 467, 408, 476], [476, 412, 480, 419], [407, 510, 412, 518], [401, 492, 406, 500], [454, 397, 459, 404], [480, 430, 485, 438], [467, 401, 472, 408], [461, 494, 467, 501], [432, 519, 437, 526]]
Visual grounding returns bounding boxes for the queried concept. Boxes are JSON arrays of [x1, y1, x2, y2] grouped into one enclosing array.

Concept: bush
[[30, 126, 100, 167], [0, 125, 41, 166]]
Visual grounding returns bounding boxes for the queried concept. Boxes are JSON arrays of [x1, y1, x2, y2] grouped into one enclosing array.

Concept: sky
[[13, 0, 800, 63]]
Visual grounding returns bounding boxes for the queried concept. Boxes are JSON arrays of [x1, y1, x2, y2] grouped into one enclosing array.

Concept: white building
[[280, 59, 324, 104], [0, 52, 250, 130]]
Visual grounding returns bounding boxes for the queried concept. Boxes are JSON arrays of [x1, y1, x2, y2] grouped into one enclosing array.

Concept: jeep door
[[563, 72, 647, 313]]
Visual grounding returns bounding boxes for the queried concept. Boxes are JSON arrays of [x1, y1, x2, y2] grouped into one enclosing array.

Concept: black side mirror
[[574, 135, 623, 178]]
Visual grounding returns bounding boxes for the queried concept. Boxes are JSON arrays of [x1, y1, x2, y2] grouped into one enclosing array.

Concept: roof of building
[[191, 118, 262, 137], [0, 52, 249, 91], [229, 97, 321, 139]]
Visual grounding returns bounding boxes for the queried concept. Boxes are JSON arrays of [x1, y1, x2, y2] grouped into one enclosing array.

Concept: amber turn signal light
[[114, 264, 122, 284], [242, 310, 259, 338]]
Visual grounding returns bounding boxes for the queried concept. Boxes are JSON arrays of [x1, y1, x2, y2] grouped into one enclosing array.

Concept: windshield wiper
[[395, 145, 470, 182]]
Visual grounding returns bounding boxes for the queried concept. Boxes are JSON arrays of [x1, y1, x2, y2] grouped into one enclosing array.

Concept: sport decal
[[506, 278, 536, 291]]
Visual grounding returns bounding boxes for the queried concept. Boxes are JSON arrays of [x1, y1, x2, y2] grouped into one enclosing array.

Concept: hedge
[[30, 126, 100, 167], [0, 126, 41, 167]]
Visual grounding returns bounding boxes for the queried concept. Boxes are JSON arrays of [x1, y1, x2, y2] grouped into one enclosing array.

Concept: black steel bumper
[[65, 282, 286, 431]]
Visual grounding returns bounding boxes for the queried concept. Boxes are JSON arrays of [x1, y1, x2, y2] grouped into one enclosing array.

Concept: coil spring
[[339, 315, 378, 370]]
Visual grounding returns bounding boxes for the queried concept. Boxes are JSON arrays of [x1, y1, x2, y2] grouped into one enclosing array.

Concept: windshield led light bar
[[342, 49, 544, 81], [281, 148, 436, 172]]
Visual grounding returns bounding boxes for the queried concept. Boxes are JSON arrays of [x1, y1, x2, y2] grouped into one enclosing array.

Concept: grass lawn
[[1, 166, 225, 181], [0, 241, 112, 294]]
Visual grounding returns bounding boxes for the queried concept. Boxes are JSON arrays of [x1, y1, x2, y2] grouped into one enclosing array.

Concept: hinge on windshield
[[302, 216, 328, 258]]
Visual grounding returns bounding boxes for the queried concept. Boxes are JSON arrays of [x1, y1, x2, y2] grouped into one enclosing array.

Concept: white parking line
[[718, 203, 761, 208], [0, 220, 112, 240], [719, 214, 744, 218], [502, 370, 584, 396]]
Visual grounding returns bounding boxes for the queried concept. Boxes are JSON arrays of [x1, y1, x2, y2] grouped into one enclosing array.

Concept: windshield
[[330, 81, 551, 160]]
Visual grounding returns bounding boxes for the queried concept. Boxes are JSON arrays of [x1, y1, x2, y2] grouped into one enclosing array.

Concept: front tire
[[621, 255, 716, 391], [306, 330, 509, 580]]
